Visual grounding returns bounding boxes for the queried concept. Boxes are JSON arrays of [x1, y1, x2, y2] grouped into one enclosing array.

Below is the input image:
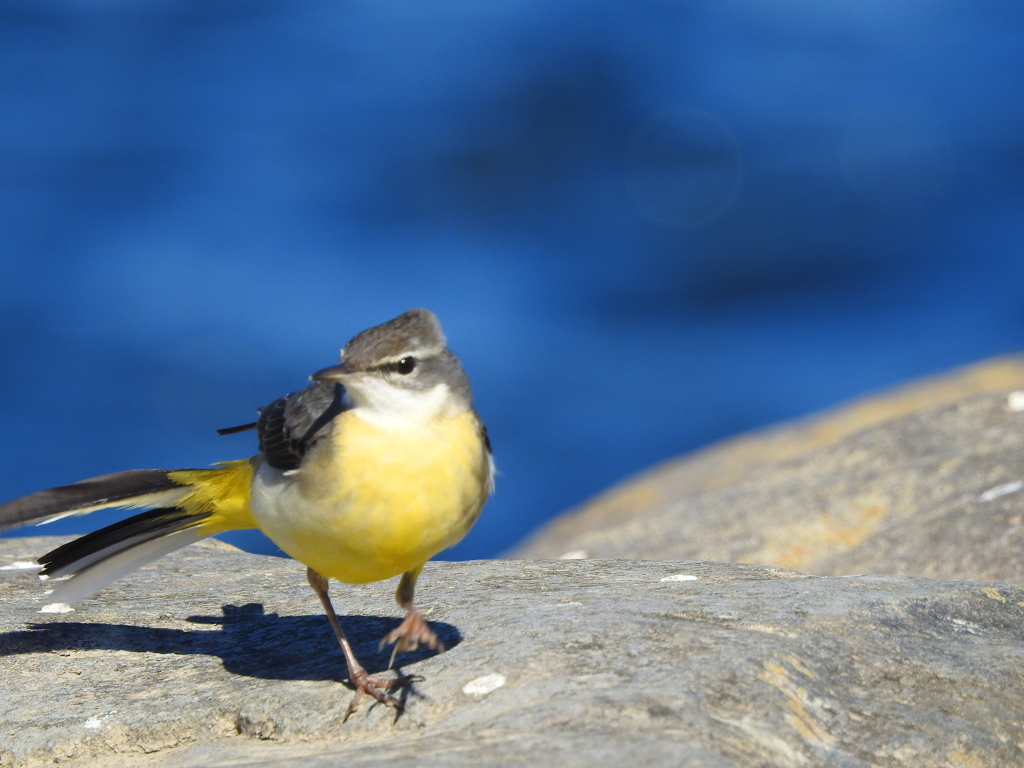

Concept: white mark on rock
[[1007, 391, 1024, 412], [463, 673, 506, 696], [558, 550, 588, 559], [0, 561, 41, 571], [950, 618, 982, 635], [979, 480, 1024, 502], [84, 712, 116, 730], [40, 602, 73, 614], [661, 574, 699, 582]]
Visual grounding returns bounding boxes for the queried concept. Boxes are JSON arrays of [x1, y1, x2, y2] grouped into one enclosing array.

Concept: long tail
[[0, 460, 258, 606]]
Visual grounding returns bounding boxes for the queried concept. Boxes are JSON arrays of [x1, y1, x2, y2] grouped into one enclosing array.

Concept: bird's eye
[[396, 357, 416, 375]]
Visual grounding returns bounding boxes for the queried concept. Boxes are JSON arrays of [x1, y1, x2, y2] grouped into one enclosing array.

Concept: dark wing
[[257, 381, 345, 471], [216, 422, 258, 435]]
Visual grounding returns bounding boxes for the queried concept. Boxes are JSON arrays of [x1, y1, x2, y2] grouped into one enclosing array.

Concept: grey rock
[[514, 387, 1024, 583], [514, 354, 1024, 562], [2, 536, 1024, 766]]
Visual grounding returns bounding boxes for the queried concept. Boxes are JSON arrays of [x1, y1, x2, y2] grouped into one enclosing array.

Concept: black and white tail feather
[[0, 469, 212, 608]]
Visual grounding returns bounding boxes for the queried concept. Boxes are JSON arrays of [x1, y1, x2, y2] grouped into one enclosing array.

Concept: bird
[[0, 308, 493, 714]]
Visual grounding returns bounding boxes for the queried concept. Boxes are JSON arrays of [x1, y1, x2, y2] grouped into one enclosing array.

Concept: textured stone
[[2, 537, 1024, 767], [513, 363, 1024, 583]]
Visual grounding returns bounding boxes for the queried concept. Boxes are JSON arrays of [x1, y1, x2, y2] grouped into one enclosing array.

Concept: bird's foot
[[344, 668, 422, 720], [379, 609, 445, 656]]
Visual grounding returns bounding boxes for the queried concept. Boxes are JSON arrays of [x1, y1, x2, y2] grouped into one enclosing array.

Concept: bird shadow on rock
[[0, 603, 460, 681]]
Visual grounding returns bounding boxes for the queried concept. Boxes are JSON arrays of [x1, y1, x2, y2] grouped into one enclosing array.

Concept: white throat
[[346, 379, 458, 430]]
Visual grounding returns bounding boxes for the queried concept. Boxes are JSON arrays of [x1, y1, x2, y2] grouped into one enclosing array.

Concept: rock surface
[[2, 536, 1024, 767], [513, 360, 1024, 583]]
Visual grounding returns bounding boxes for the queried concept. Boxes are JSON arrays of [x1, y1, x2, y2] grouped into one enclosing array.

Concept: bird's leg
[[306, 567, 417, 717], [379, 565, 445, 665]]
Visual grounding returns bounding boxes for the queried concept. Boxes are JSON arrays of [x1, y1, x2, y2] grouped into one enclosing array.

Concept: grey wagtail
[[0, 309, 493, 713]]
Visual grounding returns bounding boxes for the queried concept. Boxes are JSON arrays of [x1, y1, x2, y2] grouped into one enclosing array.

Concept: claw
[[343, 669, 422, 720], [379, 609, 445, 654]]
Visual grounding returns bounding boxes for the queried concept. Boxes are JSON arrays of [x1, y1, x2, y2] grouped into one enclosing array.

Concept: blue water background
[[2, 1, 1023, 559]]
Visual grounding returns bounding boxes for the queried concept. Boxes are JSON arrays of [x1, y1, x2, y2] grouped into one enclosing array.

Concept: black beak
[[310, 362, 353, 382]]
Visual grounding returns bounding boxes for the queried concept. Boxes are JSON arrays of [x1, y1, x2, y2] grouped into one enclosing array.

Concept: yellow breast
[[251, 408, 491, 584]]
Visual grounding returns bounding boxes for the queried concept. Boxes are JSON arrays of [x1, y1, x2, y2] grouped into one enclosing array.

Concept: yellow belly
[[251, 408, 490, 584]]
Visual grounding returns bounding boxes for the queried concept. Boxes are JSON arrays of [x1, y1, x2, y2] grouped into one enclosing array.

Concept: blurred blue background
[[2, 1, 1023, 560]]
